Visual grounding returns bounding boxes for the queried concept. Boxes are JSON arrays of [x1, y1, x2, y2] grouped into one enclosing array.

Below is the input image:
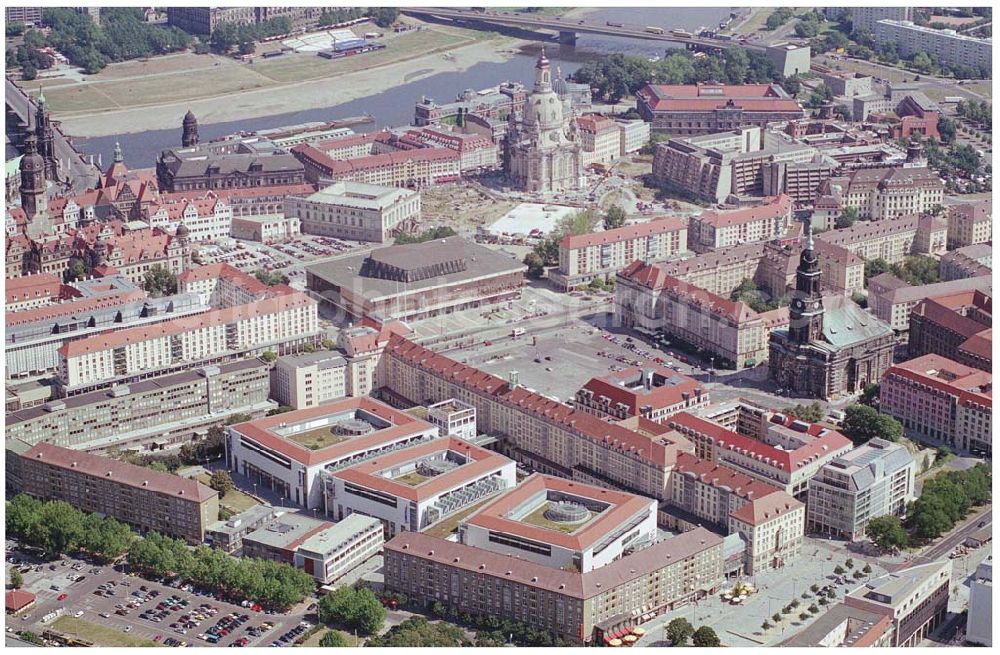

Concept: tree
[[209, 470, 234, 498], [772, 613, 781, 623], [899, 255, 939, 286], [842, 404, 903, 444], [368, 7, 400, 28], [834, 206, 857, 229], [523, 251, 545, 278], [808, 604, 819, 614], [859, 383, 880, 407], [143, 265, 178, 297], [911, 52, 933, 74], [781, 75, 801, 96], [66, 259, 87, 282], [318, 586, 386, 636], [665, 617, 695, 646], [783, 402, 825, 423], [810, 584, 820, 593], [6, 21, 25, 37], [17, 631, 43, 645], [691, 626, 720, 647], [938, 117, 957, 144], [319, 630, 349, 647], [799, 612, 810, 621], [827, 589, 837, 599], [149, 461, 169, 473], [10, 568, 24, 589], [794, 20, 819, 38], [761, 621, 772, 631], [845, 558, 854, 569], [21, 61, 37, 80], [254, 269, 290, 286], [834, 565, 845, 575], [261, 351, 277, 363], [603, 205, 627, 230], [863, 258, 893, 283]]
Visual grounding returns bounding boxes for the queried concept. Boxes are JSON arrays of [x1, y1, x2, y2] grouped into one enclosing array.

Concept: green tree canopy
[[209, 470, 234, 498], [319, 630, 350, 647], [10, 568, 24, 589], [319, 586, 386, 636], [841, 404, 903, 444], [603, 205, 627, 230], [692, 626, 721, 647], [143, 264, 179, 297], [666, 617, 695, 646]]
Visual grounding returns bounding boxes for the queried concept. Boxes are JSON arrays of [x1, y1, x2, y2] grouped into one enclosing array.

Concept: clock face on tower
[[793, 298, 804, 310]]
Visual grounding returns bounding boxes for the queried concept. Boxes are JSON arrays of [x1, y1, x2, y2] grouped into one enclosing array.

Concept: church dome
[[175, 222, 190, 238], [183, 110, 197, 124]]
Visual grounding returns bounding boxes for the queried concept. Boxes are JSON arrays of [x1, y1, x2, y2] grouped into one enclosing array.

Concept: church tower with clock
[[789, 223, 825, 344]]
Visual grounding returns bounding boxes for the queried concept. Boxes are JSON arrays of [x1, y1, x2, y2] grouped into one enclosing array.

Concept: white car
[[123, 626, 133, 633], [74, 611, 84, 618]]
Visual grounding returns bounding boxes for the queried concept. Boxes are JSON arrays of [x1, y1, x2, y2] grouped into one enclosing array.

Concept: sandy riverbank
[[56, 36, 526, 138]]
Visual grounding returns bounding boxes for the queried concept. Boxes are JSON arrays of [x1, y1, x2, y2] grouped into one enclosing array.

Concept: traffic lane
[[912, 508, 991, 565]]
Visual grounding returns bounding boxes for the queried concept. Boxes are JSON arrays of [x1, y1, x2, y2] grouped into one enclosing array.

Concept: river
[[76, 7, 734, 167]]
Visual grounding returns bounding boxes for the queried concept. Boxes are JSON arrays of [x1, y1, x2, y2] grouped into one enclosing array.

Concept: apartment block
[[58, 289, 319, 394], [880, 354, 992, 457], [946, 200, 992, 249], [806, 438, 916, 541], [577, 114, 623, 168], [292, 144, 461, 188], [5, 359, 272, 453], [617, 119, 650, 156], [874, 20, 992, 75], [10, 442, 218, 543], [815, 212, 947, 266], [687, 195, 793, 253], [939, 244, 992, 282], [286, 181, 421, 243], [552, 216, 688, 290], [823, 7, 912, 34], [615, 261, 787, 369], [845, 560, 951, 647], [867, 274, 991, 333], [384, 527, 723, 645], [728, 490, 805, 575]]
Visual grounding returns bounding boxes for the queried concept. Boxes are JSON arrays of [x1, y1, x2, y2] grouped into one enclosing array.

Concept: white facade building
[[272, 351, 349, 410], [293, 514, 384, 585], [286, 181, 421, 243], [967, 556, 992, 646]]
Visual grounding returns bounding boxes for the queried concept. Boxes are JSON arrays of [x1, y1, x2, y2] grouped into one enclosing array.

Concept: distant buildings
[[574, 365, 708, 423], [9, 442, 218, 543], [551, 216, 688, 290], [576, 115, 650, 168], [874, 20, 992, 75], [812, 212, 947, 265], [165, 7, 323, 34], [769, 229, 895, 400], [867, 274, 991, 333], [651, 126, 828, 204], [812, 165, 944, 223], [687, 194, 793, 253], [292, 143, 460, 188], [635, 83, 805, 136], [286, 181, 421, 243], [967, 556, 992, 646], [505, 50, 583, 194], [822, 7, 913, 34], [880, 354, 992, 457], [844, 560, 951, 647], [306, 236, 525, 324], [806, 438, 916, 541]]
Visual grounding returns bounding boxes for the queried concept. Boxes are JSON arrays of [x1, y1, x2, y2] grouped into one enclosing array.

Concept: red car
[[57, 593, 68, 601]]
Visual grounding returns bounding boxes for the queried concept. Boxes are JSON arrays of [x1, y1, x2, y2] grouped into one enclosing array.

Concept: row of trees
[[957, 100, 992, 128], [317, 585, 387, 637], [7, 494, 133, 562], [254, 269, 290, 286], [765, 7, 796, 31], [209, 17, 292, 55], [43, 7, 191, 74], [571, 48, 797, 104], [365, 617, 467, 647], [7, 494, 314, 610], [867, 463, 991, 549], [393, 225, 457, 245], [317, 7, 399, 30], [864, 255, 941, 287], [429, 600, 573, 647]]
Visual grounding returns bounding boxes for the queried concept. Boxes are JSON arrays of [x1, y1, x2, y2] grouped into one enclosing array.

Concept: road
[[910, 508, 992, 566], [5, 76, 101, 193], [403, 7, 764, 50]]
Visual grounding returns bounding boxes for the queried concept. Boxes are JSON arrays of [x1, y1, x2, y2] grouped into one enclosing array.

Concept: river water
[[77, 7, 734, 167]]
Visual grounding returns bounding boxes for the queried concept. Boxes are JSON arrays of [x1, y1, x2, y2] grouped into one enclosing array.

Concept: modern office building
[[967, 556, 992, 646], [844, 560, 951, 647], [6, 358, 272, 453], [241, 512, 333, 565], [806, 439, 916, 540], [286, 181, 421, 243], [552, 216, 689, 290], [460, 474, 658, 573], [306, 236, 525, 323], [293, 513, 384, 585], [384, 526, 724, 645], [573, 365, 708, 423], [10, 442, 218, 543], [635, 83, 805, 135], [206, 505, 277, 554], [880, 354, 992, 457]]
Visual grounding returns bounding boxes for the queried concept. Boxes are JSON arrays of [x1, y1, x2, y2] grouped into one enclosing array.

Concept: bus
[[645, 26, 665, 34], [511, 327, 526, 338], [670, 29, 693, 38]]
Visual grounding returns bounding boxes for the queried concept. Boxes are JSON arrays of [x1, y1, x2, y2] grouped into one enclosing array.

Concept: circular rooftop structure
[[332, 418, 375, 437], [544, 501, 590, 524]]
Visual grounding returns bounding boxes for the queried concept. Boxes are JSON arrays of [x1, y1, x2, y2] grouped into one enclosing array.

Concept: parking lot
[[7, 548, 310, 648]]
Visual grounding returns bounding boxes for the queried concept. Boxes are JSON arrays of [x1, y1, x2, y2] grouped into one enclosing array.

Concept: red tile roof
[[21, 442, 216, 502], [464, 473, 652, 552], [230, 397, 432, 467], [674, 452, 782, 501], [617, 262, 757, 323], [385, 336, 683, 468], [692, 195, 792, 229], [729, 490, 804, 525], [579, 365, 706, 416], [637, 83, 803, 113], [5, 289, 147, 328], [178, 262, 277, 297], [5, 272, 67, 305], [884, 354, 991, 408], [292, 144, 459, 177], [5, 589, 35, 612], [561, 216, 687, 250], [332, 436, 511, 503]]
